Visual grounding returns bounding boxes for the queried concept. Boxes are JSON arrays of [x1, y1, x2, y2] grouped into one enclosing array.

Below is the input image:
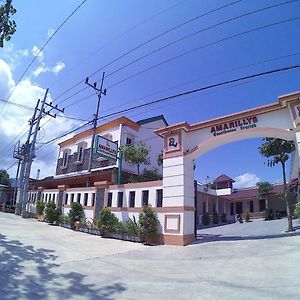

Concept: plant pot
[[74, 221, 80, 231]]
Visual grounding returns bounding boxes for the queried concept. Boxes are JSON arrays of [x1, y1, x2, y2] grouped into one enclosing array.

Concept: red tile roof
[[224, 183, 283, 200], [213, 174, 235, 183]]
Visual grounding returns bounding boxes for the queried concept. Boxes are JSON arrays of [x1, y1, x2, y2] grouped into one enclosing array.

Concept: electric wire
[[105, 0, 299, 80], [52, 0, 243, 103], [49, 0, 188, 99], [107, 16, 300, 89], [41, 64, 300, 146], [0, 0, 88, 114]]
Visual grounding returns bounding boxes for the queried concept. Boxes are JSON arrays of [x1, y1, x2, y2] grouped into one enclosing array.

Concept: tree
[[157, 151, 163, 167], [256, 181, 273, 210], [0, 169, 10, 186], [120, 143, 150, 175], [258, 137, 295, 231], [0, 0, 17, 48]]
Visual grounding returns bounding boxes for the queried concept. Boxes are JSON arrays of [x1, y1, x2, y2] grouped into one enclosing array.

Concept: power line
[[52, 0, 242, 103], [105, 0, 299, 80], [41, 64, 300, 146], [58, 50, 300, 114], [0, 0, 88, 114], [107, 16, 300, 89], [48, 0, 188, 99], [28, 74, 278, 165]]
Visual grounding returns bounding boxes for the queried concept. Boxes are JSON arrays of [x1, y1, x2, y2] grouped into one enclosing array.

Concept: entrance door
[[235, 202, 243, 214]]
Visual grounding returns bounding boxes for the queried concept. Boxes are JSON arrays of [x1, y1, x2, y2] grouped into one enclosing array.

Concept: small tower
[[213, 174, 235, 195]]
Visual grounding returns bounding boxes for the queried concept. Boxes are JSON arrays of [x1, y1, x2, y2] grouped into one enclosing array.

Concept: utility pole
[[14, 88, 65, 217], [85, 72, 106, 173]]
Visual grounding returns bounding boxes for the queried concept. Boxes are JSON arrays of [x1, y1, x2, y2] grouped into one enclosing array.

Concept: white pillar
[[162, 155, 195, 246]]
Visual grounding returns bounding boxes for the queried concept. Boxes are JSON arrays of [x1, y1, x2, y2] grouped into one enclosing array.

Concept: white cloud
[[0, 59, 80, 178], [47, 28, 55, 38], [233, 173, 260, 189], [32, 61, 65, 77], [32, 45, 44, 61], [0, 44, 29, 70], [52, 62, 65, 74]]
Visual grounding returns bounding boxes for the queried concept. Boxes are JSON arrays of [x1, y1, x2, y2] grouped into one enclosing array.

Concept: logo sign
[[165, 132, 181, 153], [210, 116, 258, 137], [94, 135, 118, 160]]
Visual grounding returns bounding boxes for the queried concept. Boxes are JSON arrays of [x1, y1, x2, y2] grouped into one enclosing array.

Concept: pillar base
[[150, 234, 196, 246]]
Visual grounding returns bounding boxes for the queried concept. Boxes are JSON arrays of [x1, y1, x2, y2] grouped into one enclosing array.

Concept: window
[[84, 193, 88, 206], [156, 189, 163, 207], [70, 193, 74, 204], [250, 200, 254, 213], [92, 193, 95, 206], [77, 194, 81, 204], [129, 191, 135, 207], [42, 193, 44, 201], [142, 190, 149, 206], [77, 146, 84, 162], [62, 150, 69, 167], [117, 192, 123, 208], [76, 142, 86, 163], [107, 192, 113, 207], [65, 194, 69, 205], [45, 194, 48, 202], [52, 194, 56, 202], [126, 137, 132, 145]]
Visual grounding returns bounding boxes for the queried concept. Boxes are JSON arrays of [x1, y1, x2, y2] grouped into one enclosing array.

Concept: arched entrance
[[155, 91, 300, 245]]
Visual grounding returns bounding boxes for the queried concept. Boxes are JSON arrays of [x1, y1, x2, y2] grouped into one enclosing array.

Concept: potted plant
[[96, 207, 119, 236], [44, 202, 60, 225], [68, 202, 85, 230], [36, 200, 45, 221], [138, 205, 158, 244]]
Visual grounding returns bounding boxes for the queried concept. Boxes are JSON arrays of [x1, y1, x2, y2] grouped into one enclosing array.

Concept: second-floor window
[[62, 150, 69, 168], [76, 142, 87, 163]]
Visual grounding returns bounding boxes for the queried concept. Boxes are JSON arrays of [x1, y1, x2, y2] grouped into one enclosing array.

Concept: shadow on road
[[0, 233, 126, 299], [194, 225, 300, 244]]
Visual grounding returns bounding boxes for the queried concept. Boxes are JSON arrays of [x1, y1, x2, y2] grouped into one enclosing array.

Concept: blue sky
[[0, 0, 299, 186]]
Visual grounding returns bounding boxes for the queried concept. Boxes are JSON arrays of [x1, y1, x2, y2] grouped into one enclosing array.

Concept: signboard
[[165, 131, 182, 153], [210, 116, 258, 137], [94, 135, 118, 160]]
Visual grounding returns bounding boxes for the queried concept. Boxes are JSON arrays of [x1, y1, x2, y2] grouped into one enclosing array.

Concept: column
[[94, 181, 111, 219], [162, 155, 195, 246], [57, 185, 67, 213]]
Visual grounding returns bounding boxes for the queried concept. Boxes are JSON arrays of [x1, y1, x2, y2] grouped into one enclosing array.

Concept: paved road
[[1, 213, 300, 300], [197, 218, 300, 241]]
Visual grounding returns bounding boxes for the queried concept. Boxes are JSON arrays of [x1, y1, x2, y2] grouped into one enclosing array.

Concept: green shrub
[[129, 168, 162, 183], [294, 201, 300, 219], [36, 200, 45, 216], [221, 213, 227, 223], [213, 212, 219, 224], [97, 207, 119, 235], [125, 217, 140, 236], [68, 202, 85, 227], [44, 202, 60, 224], [201, 212, 210, 226], [138, 206, 158, 242], [245, 211, 251, 222], [115, 221, 127, 234], [60, 214, 71, 225]]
